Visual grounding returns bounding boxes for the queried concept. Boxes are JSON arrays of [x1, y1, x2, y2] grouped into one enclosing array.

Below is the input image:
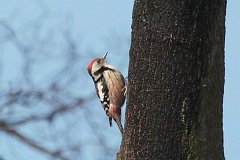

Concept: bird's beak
[[103, 52, 108, 59]]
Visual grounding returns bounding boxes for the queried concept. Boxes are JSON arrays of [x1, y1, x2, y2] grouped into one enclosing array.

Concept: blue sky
[[0, 0, 239, 160], [224, 0, 240, 159]]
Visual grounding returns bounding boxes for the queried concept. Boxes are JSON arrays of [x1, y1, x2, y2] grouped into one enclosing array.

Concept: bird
[[87, 53, 126, 135]]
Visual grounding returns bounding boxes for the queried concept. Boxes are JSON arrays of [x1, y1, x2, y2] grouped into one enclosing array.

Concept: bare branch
[[0, 123, 70, 160], [10, 97, 85, 126]]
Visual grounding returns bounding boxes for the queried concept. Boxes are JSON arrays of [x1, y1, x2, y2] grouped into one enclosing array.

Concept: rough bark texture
[[117, 0, 226, 160]]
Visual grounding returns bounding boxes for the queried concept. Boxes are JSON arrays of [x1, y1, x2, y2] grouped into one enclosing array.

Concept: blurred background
[[0, 0, 239, 160]]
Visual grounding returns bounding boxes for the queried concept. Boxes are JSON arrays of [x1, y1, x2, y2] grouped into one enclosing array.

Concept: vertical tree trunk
[[118, 0, 226, 159]]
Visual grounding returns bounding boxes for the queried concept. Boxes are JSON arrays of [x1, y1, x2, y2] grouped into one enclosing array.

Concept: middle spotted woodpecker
[[87, 53, 126, 135]]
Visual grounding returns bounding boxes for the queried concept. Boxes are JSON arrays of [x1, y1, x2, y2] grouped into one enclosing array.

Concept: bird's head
[[87, 52, 108, 75]]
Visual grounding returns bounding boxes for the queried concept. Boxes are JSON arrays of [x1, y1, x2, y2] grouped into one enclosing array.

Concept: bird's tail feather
[[115, 118, 123, 135], [109, 117, 112, 127]]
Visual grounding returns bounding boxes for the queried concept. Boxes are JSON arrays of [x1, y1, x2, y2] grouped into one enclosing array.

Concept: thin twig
[[0, 125, 71, 160]]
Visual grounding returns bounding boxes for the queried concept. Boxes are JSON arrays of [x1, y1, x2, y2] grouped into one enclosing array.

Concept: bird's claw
[[122, 85, 127, 96]]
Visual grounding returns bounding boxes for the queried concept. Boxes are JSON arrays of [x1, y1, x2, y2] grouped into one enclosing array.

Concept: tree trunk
[[118, 0, 226, 159]]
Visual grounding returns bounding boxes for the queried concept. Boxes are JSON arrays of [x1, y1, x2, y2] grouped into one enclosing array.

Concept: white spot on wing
[[97, 83, 104, 102]]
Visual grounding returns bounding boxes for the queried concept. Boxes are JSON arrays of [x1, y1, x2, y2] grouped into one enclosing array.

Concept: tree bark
[[118, 0, 226, 160]]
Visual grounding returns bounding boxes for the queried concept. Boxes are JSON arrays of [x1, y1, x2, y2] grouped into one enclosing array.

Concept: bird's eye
[[97, 60, 100, 64]]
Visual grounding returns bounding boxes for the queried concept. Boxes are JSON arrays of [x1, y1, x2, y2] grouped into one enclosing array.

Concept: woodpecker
[[87, 53, 126, 135]]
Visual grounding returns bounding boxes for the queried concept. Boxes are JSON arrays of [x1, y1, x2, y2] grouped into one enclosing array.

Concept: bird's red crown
[[87, 58, 97, 74]]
